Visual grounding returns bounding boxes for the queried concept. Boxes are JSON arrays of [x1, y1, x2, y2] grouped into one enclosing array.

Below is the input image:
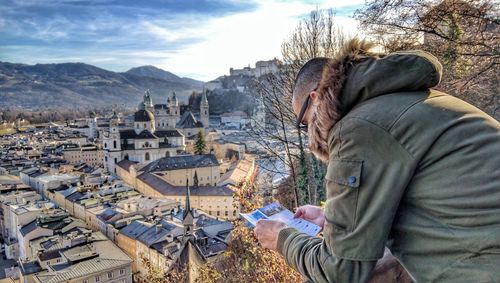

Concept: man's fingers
[[254, 221, 261, 236], [254, 219, 266, 238], [294, 207, 304, 218]]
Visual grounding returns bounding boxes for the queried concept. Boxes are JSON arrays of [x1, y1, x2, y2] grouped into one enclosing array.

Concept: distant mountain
[[125, 65, 204, 88], [0, 62, 204, 108], [125, 65, 204, 89]]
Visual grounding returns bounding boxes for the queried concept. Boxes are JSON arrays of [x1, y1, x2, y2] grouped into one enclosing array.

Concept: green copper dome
[[138, 101, 146, 110]]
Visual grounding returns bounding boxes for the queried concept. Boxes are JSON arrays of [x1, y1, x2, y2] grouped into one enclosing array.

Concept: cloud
[[155, 0, 365, 80], [0, 0, 365, 81]]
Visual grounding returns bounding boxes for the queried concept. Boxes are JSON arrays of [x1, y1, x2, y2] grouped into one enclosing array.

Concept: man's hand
[[294, 205, 325, 229], [254, 220, 287, 250]]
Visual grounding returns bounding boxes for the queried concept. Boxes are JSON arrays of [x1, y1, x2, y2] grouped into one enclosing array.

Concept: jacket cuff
[[277, 227, 299, 255]]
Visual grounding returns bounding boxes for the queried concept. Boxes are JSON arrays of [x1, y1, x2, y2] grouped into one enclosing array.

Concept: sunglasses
[[295, 85, 318, 132], [295, 95, 310, 133]]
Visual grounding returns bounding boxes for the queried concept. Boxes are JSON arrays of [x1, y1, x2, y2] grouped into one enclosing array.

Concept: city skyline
[[0, 0, 363, 81]]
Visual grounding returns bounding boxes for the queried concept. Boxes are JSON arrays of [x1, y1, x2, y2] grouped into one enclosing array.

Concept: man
[[254, 39, 500, 282]]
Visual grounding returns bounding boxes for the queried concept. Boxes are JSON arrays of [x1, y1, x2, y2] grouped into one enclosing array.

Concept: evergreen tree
[[310, 154, 326, 205], [194, 130, 206, 155], [296, 131, 309, 206]]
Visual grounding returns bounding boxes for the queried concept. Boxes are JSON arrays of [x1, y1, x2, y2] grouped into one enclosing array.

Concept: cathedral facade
[[103, 90, 210, 174]]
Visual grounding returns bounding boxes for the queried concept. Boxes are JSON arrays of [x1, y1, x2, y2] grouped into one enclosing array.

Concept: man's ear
[[310, 91, 318, 100]]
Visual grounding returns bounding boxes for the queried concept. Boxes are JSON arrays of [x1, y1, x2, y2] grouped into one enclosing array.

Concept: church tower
[[169, 91, 180, 125], [143, 90, 154, 112], [103, 118, 122, 175], [183, 178, 195, 235], [110, 110, 120, 125], [200, 89, 209, 129]]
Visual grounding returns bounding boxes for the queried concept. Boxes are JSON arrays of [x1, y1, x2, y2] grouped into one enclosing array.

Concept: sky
[[0, 0, 365, 81]]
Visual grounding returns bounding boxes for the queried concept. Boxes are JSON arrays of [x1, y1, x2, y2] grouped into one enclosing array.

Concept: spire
[[110, 110, 120, 127], [143, 89, 153, 107], [185, 177, 191, 212], [183, 177, 194, 235], [193, 171, 199, 187], [201, 89, 209, 106], [171, 91, 178, 106]]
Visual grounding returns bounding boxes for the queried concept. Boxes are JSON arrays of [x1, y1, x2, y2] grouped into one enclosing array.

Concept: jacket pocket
[[323, 159, 363, 250]]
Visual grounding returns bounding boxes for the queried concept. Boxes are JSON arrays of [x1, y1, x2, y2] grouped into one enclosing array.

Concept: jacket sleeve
[[277, 117, 417, 283]]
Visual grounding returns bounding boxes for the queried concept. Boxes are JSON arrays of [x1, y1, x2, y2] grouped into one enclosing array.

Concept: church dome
[[138, 101, 146, 111], [134, 109, 155, 122]]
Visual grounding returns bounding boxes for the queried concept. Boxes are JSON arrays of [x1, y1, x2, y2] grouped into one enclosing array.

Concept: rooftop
[[140, 154, 219, 173], [138, 173, 233, 197], [33, 233, 132, 283], [134, 109, 155, 122], [176, 111, 204, 129], [36, 173, 79, 183]]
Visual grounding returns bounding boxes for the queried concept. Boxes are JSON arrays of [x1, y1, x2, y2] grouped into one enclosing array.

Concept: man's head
[[292, 39, 375, 163], [292, 57, 343, 163], [292, 57, 329, 128]]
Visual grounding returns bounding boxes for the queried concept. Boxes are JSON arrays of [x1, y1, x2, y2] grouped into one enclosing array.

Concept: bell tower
[[183, 178, 195, 235], [169, 91, 180, 126], [103, 121, 122, 174], [200, 89, 209, 129], [143, 89, 154, 112]]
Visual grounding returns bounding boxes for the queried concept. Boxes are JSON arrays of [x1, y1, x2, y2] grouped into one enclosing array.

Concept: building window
[[225, 211, 228, 217], [113, 140, 117, 148], [136, 124, 139, 129], [119, 269, 125, 275], [104, 143, 107, 148], [217, 211, 220, 216], [144, 123, 147, 128], [107, 272, 113, 279], [145, 152, 150, 161], [96, 276, 101, 282], [83, 280, 88, 283], [233, 210, 237, 217]]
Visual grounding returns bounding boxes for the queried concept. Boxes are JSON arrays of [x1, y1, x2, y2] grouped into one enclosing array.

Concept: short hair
[[293, 57, 329, 100]]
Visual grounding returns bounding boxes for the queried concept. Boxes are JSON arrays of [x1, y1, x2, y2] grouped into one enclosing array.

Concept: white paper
[[240, 202, 321, 236]]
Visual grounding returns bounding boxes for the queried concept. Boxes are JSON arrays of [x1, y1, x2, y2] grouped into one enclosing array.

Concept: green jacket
[[277, 51, 500, 282]]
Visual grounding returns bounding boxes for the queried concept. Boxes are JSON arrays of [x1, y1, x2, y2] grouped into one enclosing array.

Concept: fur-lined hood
[[318, 39, 443, 116]]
